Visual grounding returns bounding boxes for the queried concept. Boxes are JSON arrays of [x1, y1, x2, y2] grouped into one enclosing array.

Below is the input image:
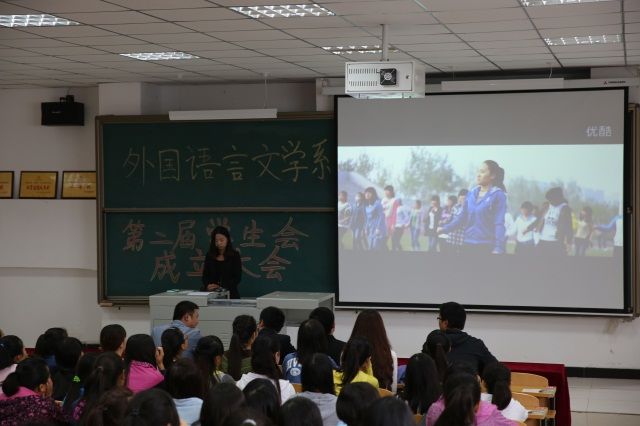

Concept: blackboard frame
[[96, 112, 335, 305]]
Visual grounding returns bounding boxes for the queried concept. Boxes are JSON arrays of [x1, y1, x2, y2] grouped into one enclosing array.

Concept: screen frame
[[334, 87, 633, 316]]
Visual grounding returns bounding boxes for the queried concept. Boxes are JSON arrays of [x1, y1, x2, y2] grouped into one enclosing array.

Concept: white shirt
[[236, 372, 296, 404], [391, 349, 398, 394], [481, 393, 528, 422], [514, 214, 536, 243], [540, 203, 567, 242]]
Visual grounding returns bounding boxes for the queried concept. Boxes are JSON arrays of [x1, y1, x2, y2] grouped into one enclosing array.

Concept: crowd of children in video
[[0, 301, 528, 426], [339, 160, 622, 256]]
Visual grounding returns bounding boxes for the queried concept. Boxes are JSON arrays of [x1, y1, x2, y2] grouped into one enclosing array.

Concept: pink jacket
[[127, 361, 164, 394], [426, 397, 517, 426]]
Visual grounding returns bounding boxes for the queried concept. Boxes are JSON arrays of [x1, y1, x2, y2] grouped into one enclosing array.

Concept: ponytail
[[250, 335, 282, 402], [481, 362, 512, 411], [484, 160, 506, 192], [340, 336, 372, 386], [434, 373, 479, 426], [0, 335, 24, 370], [1, 357, 49, 397], [160, 327, 185, 373], [81, 387, 132, 426], [81, 352, 124, 421], [423, 330, 451, 384], [194, 335, 225, 389], [227, 315, 257, 381], [62, 352, 98, 415]]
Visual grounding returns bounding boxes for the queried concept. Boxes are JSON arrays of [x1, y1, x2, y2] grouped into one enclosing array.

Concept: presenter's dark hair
[[194, 335, 225, 388], [281, 397, 323, 426], [35, 327, 68, 358], [0, 335, 24, 370], [1, 357, 50, 397], [402, 353, 441, 415], [423, 330, 451, 383], [100, 324, 127, 352], [336, 382, 379, 426], [259, 306, 286, 332], [166, 358, 204, 400], [340, 336, 372, 386], [200, 382, 246, 426], [349, 310, 393, 390], [62, 352, 97, 415], [434, 373, 480, 426], [161, 327, 185, 372], [301, 353, 335, 395], [482, 362, 512, 411], [55, 337, 83, 370], [439, 302, 466, 330], [242, 378, 281, 425], [173, 300, 199, 321], [297, 319, 328, 367], [484, 160, 506, 192], [227, 315, 257, 381], [122, 388, 180, 426], [251, 335, 282, 401], [82, 352, 125, 419], [308, 307, 335, 336], [82, 387, 132, 426], [363, 397, 414, 426], [209, 226, 236, 257]]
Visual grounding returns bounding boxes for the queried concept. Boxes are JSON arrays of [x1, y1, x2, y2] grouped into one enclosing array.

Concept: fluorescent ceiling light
[[0, 14, 80, 27], [120, 52, 200, 61], [545, 34, 621, 46], [230, 4, 334, 18], [520, 0, 612, 5], [169, 109, 278, 121], [322, 45, 399, 55]]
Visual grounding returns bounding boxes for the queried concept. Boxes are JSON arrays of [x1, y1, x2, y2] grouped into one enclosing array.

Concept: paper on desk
[[522, 388, 542, 393], [187, 291, 211, 296]]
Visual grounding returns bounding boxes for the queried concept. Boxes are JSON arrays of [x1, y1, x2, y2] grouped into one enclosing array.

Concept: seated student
[[281, 397, 324, 426], [336, 382, 379, 426], [438, 302, 497, 374], [100, 324, 127, 356], [426, 372, 513, 426], [0, 357, 66, 425], [166, 358, 205, 426], [333, 336, 379, 395], [161, 327, 188, 373], [34, 327, 68, 373], [81, 387, 132, 426], [123, 388, 181, 426], [423, 330, 452, 383], [258, 306, 296, 363], [309, 307, 346, 366], [298, 353, 339, 426], [363, 397, 415, 426], [242, 378, 282, 425], [481, 362, 528, 423], [194, 335, 234, 390], [348, 310, 397, 392], [222, 315, 257, 381], [400, 353, 441, 415], [52, 336, 83, 401], [283, 319, 337, 384], [0, 336, 27, 386], [124, 334, 165, 394], [221, 408, 271, 426], [199, 382, 246, 426], [236, 335, 296, 404], [151, 301, 201, 358], [60, 352, 97, 418], [75, 351, 126, 422]]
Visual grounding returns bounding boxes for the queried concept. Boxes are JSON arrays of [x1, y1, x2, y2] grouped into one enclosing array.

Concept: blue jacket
[[151, 319, 201, 359], [441, 186, 507, 253]]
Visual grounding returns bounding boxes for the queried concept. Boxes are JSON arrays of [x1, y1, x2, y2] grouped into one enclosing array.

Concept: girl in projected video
[[364, 186, 388, 250], [529, 187, 574, 256], [438, 160, 507, 254]]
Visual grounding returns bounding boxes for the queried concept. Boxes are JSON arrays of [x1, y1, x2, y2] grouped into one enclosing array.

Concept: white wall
[[0, 82, 639, 369]]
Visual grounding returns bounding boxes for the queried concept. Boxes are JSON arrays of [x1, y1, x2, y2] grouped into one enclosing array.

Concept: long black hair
[[200, 382, 246, 426], [0, 335, 25, 370], [340, 336, 372, 386], [208, 226, 237, 258], [301, 353, 335, 395], [81, 387, 132, 426], [62, 352, 98, 415], [194, 335, 226, 389], [434, 373, 480, 426], [161, 327, 185, 373], [296, 319, 328, 367], [423, 330, 451, 383], [122, 388, 180, 426], [364, 187, 379, 204], [34, 327, 68, 359], [124, 334, 157, 386], [402, 353, 441, 415], [281, 397, 323, 426], [484, 160, 506, 192], [80, 352, 125, 422], [250, 335, 282, 401], [242, 378, 281, 425], [482, 362, 512, 410], [166, 358, 205, 400], [227, 315, 256, 381], [362, 396, 414, 426], [1, 357, 50, 397], [336, 382, 379, 426]]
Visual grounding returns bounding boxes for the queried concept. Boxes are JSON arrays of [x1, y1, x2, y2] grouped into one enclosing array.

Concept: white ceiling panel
[[286, 27, 371, 39], [197, 49, 265, 58], [361, 24, 450, 35], [214, 0, 314, 5], [184, 19, 272, 32], [397, 42, 471, 52], [433, 8, 527, 23], [459, 30, 540, 41], [258, 47, 329, 56], [108, 0, 216, 9], [0, 3, 41, 14], [100, 44, 169, 54], [416, 0, 520, 11], [539, 25, 622, 38], [218, 56, 287, 65], [625, 33, 640, 41], [533, 13, 621, 29], [627, 56, 640, 64], [419, 49, 480, 58], [487, 54, 555, 62], [59, 35, 149, 46], [626, 0, 640, 11], [304, 37, 381, 46], [57, 11, 162, 25], [387, 34, 461, 44], [526, 2, 621, 18], [265, 16, 354, 29], [143, 7, 245, 22], [58, 53, 134, 62], [626, 11, 640, 22], [19, 26, 116, 38], [560, 57, 625, 66], [236, 39, 312, 49], [207, 30, 294, 42], [4, 0, 126, 13], [4, 55, 74, 63], [97, 22, 191, 35], [285, 54, 347, 62], [162, 42, 238, 52], [0, 38, 74, 48], [470, 39, 547, 49], [626, 41, 640, 50], [24, 46, 106, 55], [479, 46, 551, 56], [0, 47, 41, 56], [447, 20, 534, 33], [0, 28, 43, 40], [626, 22, 640, 32], [346, 13, 438, 26], [550, 44, 624, 53], [133, 32, 219, 44], [326, 1, 425, 15], [497, 59, 560, 69], [555, 50, 625, 58]]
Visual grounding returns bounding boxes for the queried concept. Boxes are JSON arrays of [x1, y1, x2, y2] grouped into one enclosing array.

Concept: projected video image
[[338, 145, 623, 258]]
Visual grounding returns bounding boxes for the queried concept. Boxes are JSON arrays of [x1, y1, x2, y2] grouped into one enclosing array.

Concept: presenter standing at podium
[[201, 226, 242, 298]]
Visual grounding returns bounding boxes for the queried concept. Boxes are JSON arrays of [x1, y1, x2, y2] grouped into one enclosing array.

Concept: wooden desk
[[511, 386, 557, 402]]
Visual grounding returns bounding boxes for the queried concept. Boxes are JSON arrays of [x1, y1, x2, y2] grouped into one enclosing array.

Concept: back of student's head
[[62, 352, 98, 415], [55, 337, 83, 371], [308, 307, 335, 336], [0, 335, 25, 370], [296, 319, 327, 367], [161, 327, 185, 372], [336, 382, 379, 426], [242, 378, 281, 424], [122, 388, 180, 426], [83, 351, 125, 411], [100, 324, 127, 353], [124, 334, 157, 369], [173, 300, 199, 321], [281, 397, 323, 426], [251, 335, 281, 383], [194, 335, 225, 387], [438, 302, 466, 330], [362, 397, 414, 426], [34, 327, 68, 358], [81, 387, 132, 426], [340, 336, 372, 385], [481, 362, 512, 410], [444, 361, 477, 383], [434, 373, 480, 426], [348, 310, 393, 389], [301, 353, 335, 395], [1, 357, 50, 397], [166, 358, 204, 400], [403, 353, 441, 415], [200, 382, 246, 426], [228, 315, 257, 381], [423, 329, 451, 383], [259, 306, 286, 333], [221, 408, 271, 426]]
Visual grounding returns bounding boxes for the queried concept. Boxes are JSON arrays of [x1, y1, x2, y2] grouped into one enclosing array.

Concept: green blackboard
[[97, 114, 336, 304]]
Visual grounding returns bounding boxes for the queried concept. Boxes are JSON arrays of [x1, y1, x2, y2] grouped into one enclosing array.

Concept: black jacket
[[259, 328, 296, 365], [327, 335, 346, 366], [445, 329, 497, 374], [201, 251, 242, 299]]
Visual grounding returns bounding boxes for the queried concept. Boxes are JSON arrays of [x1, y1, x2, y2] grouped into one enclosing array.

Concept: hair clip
[[72, 375, 81, 383]]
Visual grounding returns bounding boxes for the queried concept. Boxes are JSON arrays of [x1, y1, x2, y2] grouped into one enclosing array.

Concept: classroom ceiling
[[0, 0, 639, 89]]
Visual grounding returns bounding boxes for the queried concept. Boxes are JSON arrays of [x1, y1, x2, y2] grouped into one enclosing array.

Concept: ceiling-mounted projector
[[345, 61, 425, 99]]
